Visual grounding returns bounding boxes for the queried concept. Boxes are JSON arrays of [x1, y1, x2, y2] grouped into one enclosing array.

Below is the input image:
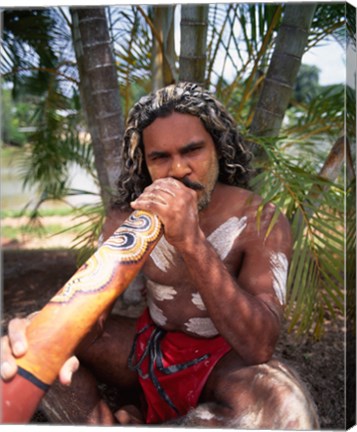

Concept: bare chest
[[142, 216, 248, 336]]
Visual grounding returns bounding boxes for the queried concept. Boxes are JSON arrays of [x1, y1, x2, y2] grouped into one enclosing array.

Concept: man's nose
[[168, 157, 191, 178]]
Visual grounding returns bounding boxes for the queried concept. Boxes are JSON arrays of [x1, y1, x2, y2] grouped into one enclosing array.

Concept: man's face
[[142, 112, 219, 210]]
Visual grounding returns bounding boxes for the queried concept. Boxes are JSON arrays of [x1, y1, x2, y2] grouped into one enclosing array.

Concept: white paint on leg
[[229, 362, 319, 429], [270, 252, 288, 305], [185, 317, 219, 337], [193, 405, 217, 421], [232, 408, 264, 428], [208, 216, 247, 261], [147, 279, 177, 301]]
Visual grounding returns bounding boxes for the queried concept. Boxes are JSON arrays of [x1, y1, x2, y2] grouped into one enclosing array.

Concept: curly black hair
[[114, 82, 252, 210]]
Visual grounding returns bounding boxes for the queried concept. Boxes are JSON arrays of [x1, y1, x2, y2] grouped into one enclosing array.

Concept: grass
[[1, 223, 83, 239], [0, 207, 75, 219], [2, 203, 103, 252], [1, 145, 20, 159]]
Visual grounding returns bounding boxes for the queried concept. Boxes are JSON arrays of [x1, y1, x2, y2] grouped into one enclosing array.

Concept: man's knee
[[213, 359, 319, 429], [76, 314, 138, 387]]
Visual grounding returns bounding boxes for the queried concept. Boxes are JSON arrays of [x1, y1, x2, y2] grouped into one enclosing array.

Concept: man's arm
[[179, 210, 291, 365]]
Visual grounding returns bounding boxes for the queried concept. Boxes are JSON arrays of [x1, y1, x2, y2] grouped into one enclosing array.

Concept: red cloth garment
[[129, 308, 232, 424]]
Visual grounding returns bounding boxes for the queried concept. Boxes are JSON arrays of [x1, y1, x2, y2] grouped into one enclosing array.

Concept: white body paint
[[147, 279, 177, 301], [185, 317, 219, 337], [149, 216, 248, 336], [270, 252, 288, 305], [191, 293, 206, 311], [151, 216, 248, 273], [194, 405, 217, 421], [229, 362, 319, 429], [150, 236, 176, 272], [189, 216, 247, 313], [148, 297, 167, 326], [207, 216, 247, 261]]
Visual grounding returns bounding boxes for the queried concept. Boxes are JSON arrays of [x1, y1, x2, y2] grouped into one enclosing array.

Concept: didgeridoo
[[1, 210, 163, 423]]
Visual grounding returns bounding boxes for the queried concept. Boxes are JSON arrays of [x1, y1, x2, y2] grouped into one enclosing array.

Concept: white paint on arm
[[270, 252, 288, 305]]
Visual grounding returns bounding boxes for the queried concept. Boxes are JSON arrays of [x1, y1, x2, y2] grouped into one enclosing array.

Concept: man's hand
[[1, 315, 79, 386], [130, 178, 204, 252]]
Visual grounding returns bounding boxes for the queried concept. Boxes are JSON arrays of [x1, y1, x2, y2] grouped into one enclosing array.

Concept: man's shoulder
[[216, 183, 263, 213], [215, 183, 290, 234]]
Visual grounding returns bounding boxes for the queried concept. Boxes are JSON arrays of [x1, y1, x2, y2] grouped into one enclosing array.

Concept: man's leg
[[39, 315, 141, 425], [171, 353, 319, 429], [40, 365, 115, 424]]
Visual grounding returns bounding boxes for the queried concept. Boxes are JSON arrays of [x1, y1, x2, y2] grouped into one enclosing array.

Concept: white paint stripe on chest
[[150, 216, 247, 273], [150, 236, 176, 272], [270, 252, 288, 305], [191, 292, 206, 311], [184, 317, 219, 337], [207, 216, 247, 260], [147, 279, 177, 301], [148, 297, 167, 326]]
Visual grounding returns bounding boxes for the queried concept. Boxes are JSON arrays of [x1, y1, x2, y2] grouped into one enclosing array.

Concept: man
[[1, 82, 319, 428]]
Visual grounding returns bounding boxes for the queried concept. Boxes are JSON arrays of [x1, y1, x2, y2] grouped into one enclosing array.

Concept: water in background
[[1, 146, 100, 212]]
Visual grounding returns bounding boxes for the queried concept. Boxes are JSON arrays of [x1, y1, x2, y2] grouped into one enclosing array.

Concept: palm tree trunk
[[250, 4, 317, 141], [179, 5, 209, 85], [150, 5, 177, 90], [70, 7, 124, 212]]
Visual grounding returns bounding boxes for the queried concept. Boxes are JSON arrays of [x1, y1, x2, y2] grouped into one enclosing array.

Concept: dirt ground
[[1, 240, 349, 429]]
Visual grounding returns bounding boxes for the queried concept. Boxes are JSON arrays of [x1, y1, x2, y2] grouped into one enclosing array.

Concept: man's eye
[[152, 154, 167, 161], [186, 146, 202, 154]]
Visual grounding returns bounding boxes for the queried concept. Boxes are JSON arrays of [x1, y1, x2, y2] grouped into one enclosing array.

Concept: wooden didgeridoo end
[[1, 210, 163, 424]]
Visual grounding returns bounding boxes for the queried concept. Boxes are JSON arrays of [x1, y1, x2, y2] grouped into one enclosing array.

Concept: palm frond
[[108, 6, 152, 115], [251, 137, 344, 337]]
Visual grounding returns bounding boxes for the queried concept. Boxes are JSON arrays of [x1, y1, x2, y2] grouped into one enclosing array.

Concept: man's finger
[[131, 195, 168, 209], [58, 356, 80, 386], [0, 359, 18, 381], [0, 336, 18, 380], [8, 318, 29, 357], [151, 185, 176, 197]]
